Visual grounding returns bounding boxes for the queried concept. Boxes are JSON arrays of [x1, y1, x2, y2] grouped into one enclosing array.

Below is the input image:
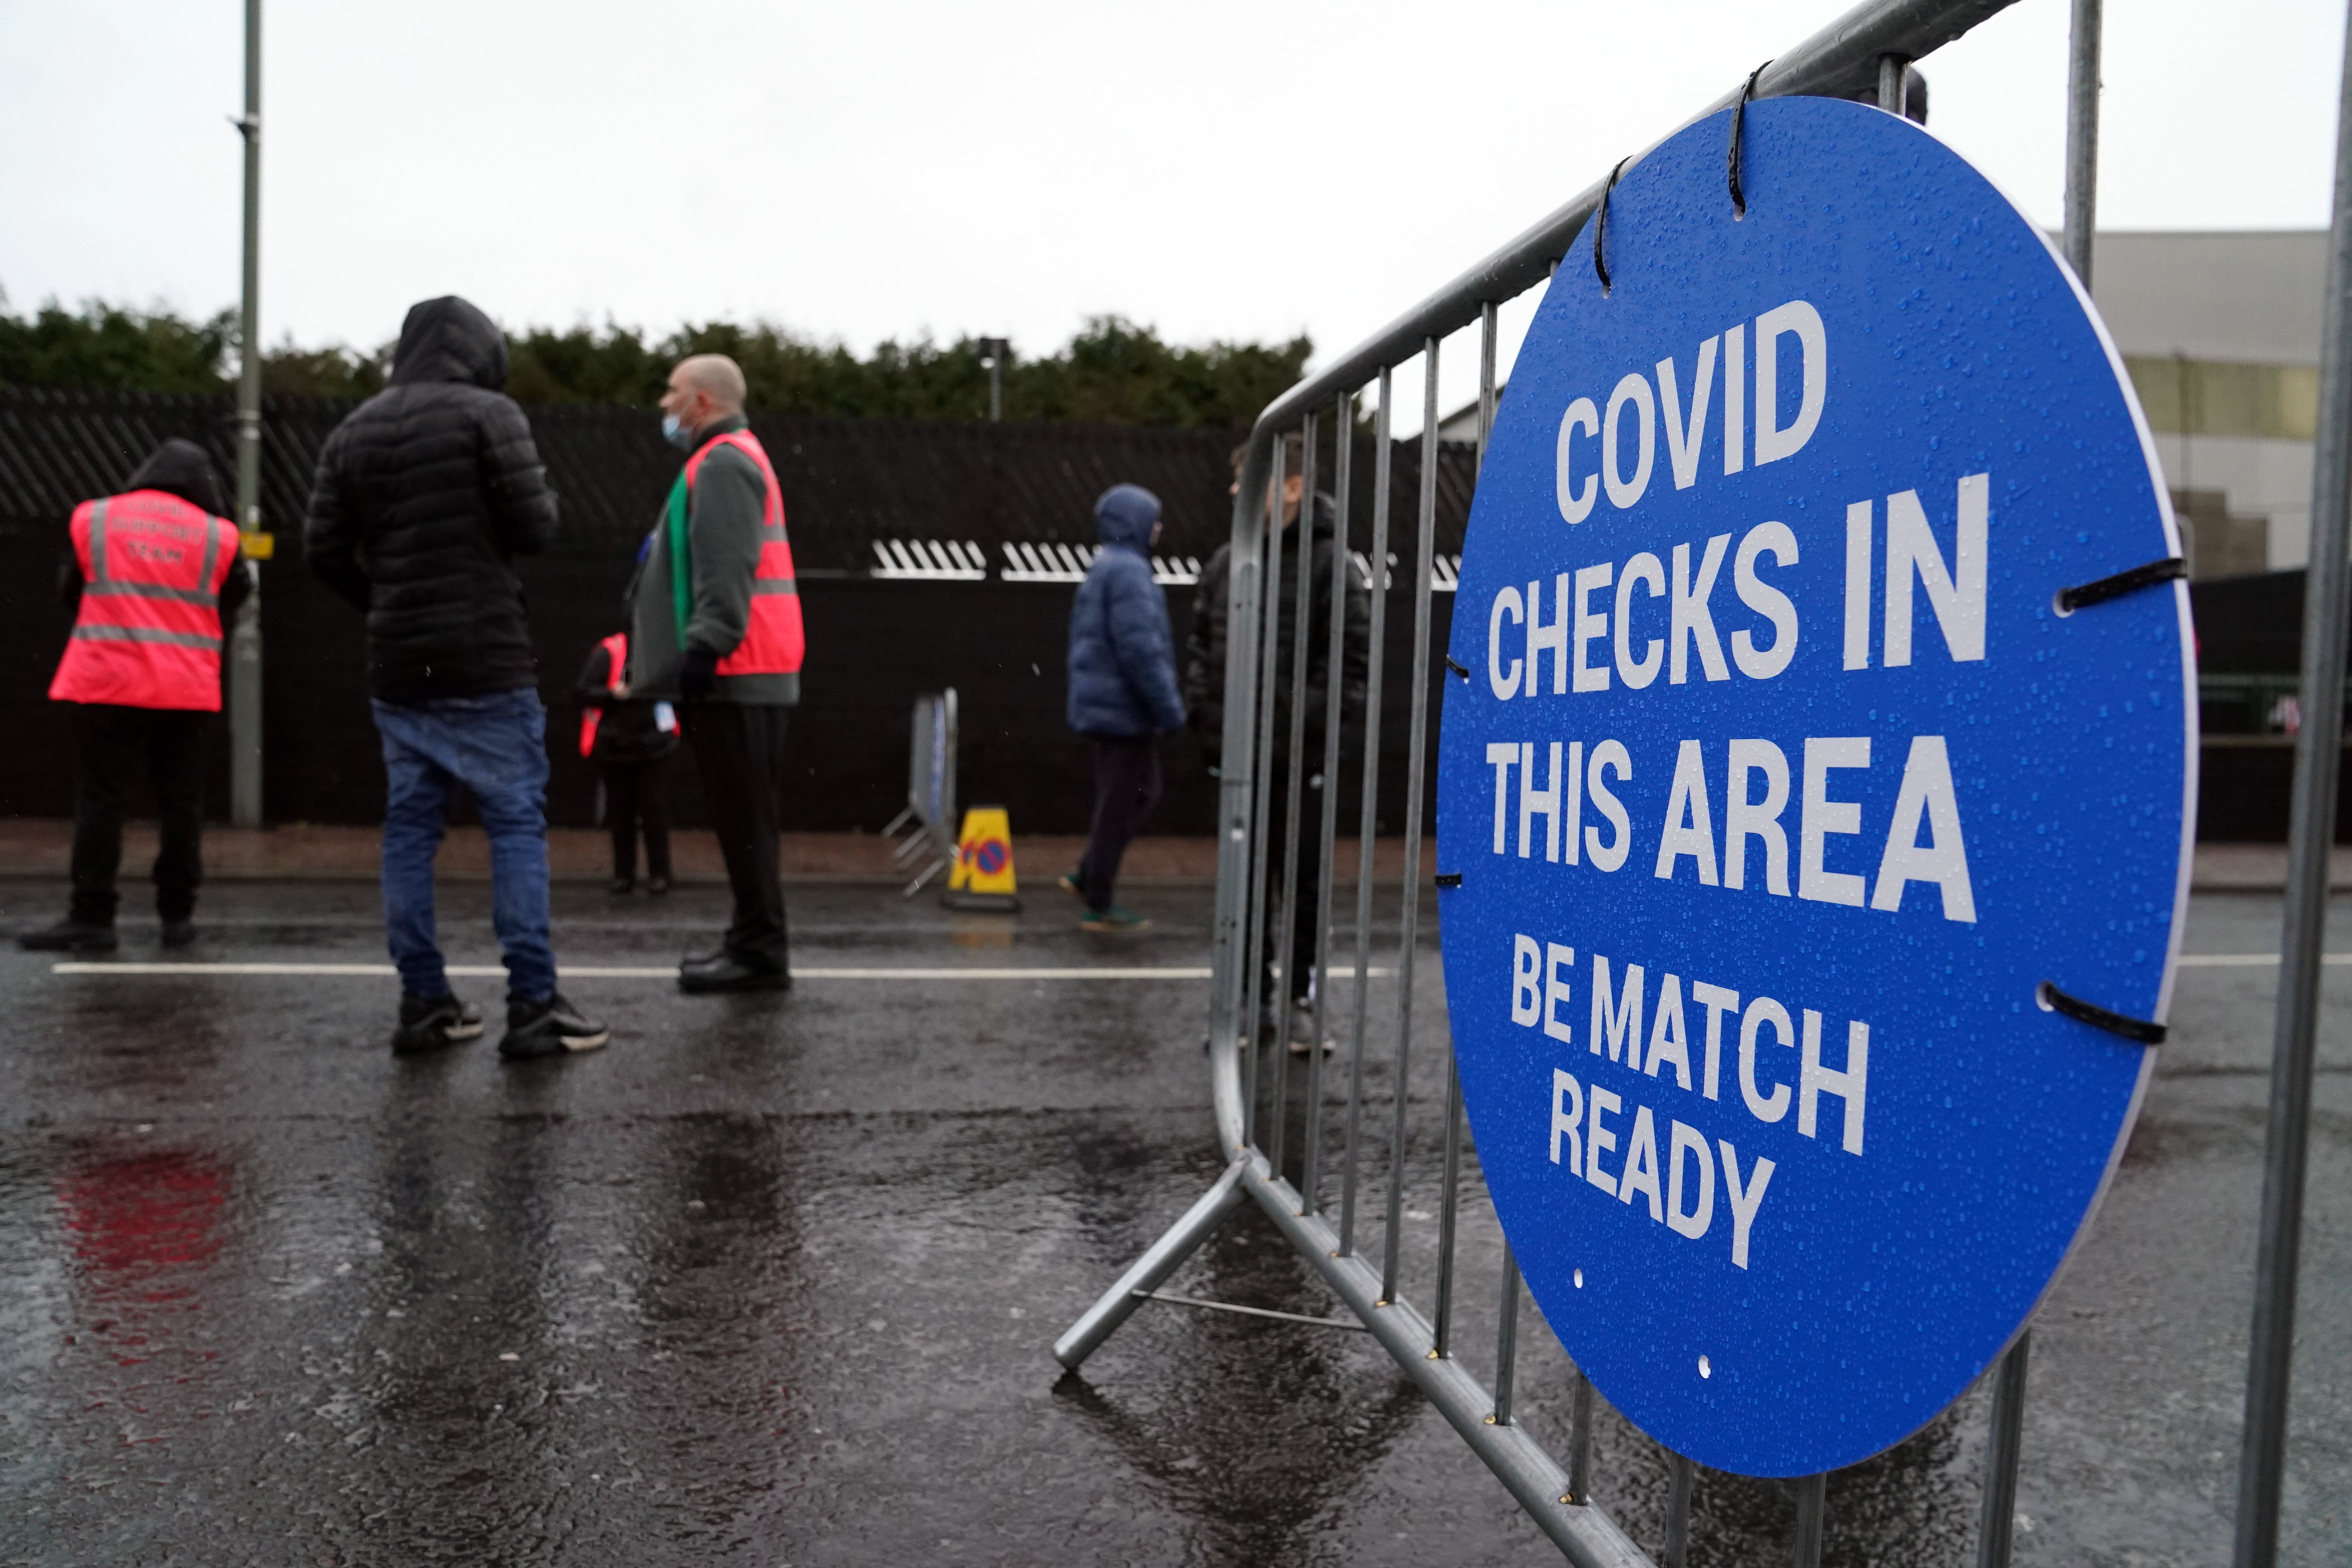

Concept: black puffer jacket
[[302, 296, 557, 701], [1183, 493, 1370, 764]]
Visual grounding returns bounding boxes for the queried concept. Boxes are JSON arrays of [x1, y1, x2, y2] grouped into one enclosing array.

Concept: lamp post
[[976, 337, 1009, 422], [228, 0, 265, 828]]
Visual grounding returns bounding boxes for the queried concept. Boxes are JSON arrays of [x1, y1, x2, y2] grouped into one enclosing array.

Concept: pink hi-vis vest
[[579, 632, 628, 758], [49, 491, 240, 711], [684, 430, 804, 677]]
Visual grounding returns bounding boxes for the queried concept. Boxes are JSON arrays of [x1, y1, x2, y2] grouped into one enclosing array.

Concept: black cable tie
[[1434, 873, 1463, 889], [1593, 157, 1630, 296], [2038, 980, 2165, 1045], [2056, 556, 2187, 614], [1727, 60, 1771, 216], [1444, 655, 1470, 681]]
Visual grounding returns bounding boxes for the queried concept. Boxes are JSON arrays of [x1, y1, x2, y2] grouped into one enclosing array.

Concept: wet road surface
[[0, 878, 2345, 1566]]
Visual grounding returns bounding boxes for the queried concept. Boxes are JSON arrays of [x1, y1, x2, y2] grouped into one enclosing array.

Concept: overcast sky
[[2, 0, 2344, 426]]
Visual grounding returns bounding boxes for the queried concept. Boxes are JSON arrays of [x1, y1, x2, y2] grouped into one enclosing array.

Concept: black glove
[[679, 647, 720, 702]]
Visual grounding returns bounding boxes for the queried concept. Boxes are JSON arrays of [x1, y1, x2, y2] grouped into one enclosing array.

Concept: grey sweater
[[625, 415, 799, 706]]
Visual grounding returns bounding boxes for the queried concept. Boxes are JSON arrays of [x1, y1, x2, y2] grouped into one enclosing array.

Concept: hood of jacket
[[387, 296, 508, 391], [122, 437, 227, 516], [1094, 483, 1161, 551]]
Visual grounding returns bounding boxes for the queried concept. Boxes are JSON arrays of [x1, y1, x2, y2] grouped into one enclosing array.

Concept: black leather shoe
[[19, 919, 117, 954], [646, 875, 671, 897], [679, 951, 791, 994], [608, 876, 635, 896], [160, 919, 197, 948]]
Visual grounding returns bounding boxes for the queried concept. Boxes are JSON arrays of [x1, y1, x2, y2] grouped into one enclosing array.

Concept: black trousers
[[601, 757, 673, 882], [683, 703, 789, 965], [1078, 735, 1162, 912], [1258, 767, 1323, 1006], [66, 702, 210, 926]]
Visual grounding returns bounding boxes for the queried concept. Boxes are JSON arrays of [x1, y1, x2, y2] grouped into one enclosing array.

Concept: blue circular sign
[[1437, 96, 2192, 1478]]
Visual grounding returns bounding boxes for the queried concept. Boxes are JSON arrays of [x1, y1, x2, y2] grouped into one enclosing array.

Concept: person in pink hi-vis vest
[[22, 438, 250, 955]]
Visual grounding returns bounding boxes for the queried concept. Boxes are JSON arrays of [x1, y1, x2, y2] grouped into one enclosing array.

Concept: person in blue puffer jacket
[[1063, 483, 1186, 931]]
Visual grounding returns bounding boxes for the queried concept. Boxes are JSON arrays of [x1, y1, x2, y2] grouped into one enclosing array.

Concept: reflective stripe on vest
[[680, 430, 806, 679], [580, 632, 629, 758], [49, 491, 239, 712]]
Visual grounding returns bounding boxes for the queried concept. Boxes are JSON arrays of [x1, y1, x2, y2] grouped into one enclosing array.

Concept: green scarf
[[663, 469, 692, 640]]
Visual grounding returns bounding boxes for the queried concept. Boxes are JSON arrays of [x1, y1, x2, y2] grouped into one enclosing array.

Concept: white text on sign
[[1517, 938, 1871, 1270], [1482, 735, 1976, 921]]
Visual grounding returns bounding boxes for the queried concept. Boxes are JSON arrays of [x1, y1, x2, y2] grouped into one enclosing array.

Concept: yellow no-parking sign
[[944, 806, 1020, 911]]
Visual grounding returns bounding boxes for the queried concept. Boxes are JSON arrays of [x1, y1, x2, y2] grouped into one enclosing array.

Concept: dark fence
[[2187, 567, 2352, 843], [0, 389, 1468, 837]]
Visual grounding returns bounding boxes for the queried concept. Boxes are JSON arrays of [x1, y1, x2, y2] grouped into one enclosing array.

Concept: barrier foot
[[1053, 1158, 1248, 1371]]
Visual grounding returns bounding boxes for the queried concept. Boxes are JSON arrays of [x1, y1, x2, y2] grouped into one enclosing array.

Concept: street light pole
[[977, 337, 1009, 422], [229, 0, 264, 828]]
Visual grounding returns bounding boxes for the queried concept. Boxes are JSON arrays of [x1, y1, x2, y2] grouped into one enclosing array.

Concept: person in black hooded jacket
[[1185, 436, 1370, 1053], [303, 295, 606, 1061], [18, 438, 250, 955]]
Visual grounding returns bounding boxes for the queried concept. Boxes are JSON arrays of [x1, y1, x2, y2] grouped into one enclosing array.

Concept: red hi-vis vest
[[684, 430, 804, 677], [579, 632, 628, 758], [48, 490, 240, 711]]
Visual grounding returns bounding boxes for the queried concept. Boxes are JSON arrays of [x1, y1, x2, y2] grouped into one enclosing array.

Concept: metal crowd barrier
[[881, 687, 958, 894], [1054, 0, 2351, 1562]]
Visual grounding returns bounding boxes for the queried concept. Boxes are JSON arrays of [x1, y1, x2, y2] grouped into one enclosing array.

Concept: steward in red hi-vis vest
[[49, 490, 241, 710], [666, 428, 805, 679], [580, 632, 628, 758], [631, 359, 797, 993], [19, 438, 248, 956]]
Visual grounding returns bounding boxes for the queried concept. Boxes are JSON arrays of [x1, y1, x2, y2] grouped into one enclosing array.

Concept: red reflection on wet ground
[[56, 1148, 229, 1372]]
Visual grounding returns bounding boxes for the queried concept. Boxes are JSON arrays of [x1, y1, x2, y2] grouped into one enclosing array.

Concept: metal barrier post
[[2235, 7, 2352, 1562], [1270, 414, 1320, 1176], [1209, 436, 1270, 1153], [1337, 369, 1394, 1254], [1305, 397, 1356, 1210], [1663, 1454, 1695, 1567], [1380, 340, 1442, 1306], [1975, 1331, 2031, 1568], [1433, 301, 1500, 1358], [1492, 1245, 1521, 1424], [1791, 1474, 1826, 1567], [2063, 0, 2102, 287], [1242, 437, 1291, 1147], [1965, 11, 2102, 1554]]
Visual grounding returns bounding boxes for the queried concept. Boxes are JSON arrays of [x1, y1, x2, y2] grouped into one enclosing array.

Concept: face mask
[[661, 411, 693, 452]]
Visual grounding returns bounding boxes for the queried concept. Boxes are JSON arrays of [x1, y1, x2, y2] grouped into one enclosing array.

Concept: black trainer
[[392, 994, 485, 1055], [160, 919, 197, 948], [18, 919, 118, 955], [499, 993, 610, 1058]]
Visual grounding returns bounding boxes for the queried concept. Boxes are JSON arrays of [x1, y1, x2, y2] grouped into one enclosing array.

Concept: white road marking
[[50, 962, 1221, 980], [44, 962, 1394, 982], [34, 956, 2319, 978]]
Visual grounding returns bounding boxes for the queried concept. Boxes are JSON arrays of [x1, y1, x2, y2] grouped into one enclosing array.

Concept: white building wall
[[2144, 432, 2316, 569]]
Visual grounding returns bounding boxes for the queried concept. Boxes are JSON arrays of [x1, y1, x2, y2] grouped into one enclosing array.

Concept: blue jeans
[[372, 689, 557, 1003]]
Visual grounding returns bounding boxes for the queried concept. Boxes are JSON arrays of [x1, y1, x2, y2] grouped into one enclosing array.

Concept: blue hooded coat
[[1066, 484, 1186, 737]]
